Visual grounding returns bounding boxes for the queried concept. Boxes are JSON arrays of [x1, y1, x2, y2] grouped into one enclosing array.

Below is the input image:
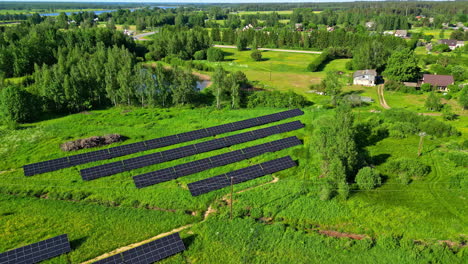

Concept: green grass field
[[0, 106, 466, 262], [409, 28, 454, 41], [196, 49, 351, 101]]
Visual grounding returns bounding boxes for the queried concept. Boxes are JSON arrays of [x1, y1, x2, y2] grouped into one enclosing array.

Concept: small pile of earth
[[61, 134, 124, 151]]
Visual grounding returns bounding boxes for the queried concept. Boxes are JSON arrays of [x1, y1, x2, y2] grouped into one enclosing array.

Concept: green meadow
[[0, 106, 466, 262]]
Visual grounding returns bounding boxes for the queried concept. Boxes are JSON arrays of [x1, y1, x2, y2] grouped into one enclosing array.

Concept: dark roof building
[[422, 74, 454, 91]]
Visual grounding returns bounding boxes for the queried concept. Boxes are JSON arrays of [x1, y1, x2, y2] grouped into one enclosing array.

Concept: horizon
[[0, 0, 454, 3]]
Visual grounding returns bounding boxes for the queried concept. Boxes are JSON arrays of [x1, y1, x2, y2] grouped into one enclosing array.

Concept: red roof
[[422, 74, 454, 87]]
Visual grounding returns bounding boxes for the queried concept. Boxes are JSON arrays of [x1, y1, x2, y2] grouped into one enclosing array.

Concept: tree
[[227, 75, 240, 109], [383, 49, 420, 82], [425, 92, 441, 111], [321, 71, 342, 102], [212, 66, 227, 109], [432, 44, 450, 53], [459, 86, 468, 110], [207, 47, 224, 62], [236, 35, 248, 51], [356, 167, 381, 190], [250, 50, 262, 61], [0, 85, 38, 123], [442, 105, 457, 121]]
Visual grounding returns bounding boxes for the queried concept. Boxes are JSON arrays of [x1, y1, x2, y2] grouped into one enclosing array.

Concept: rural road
[[213, 45, 323, 54], [133, 31, 157, 41], [377, 85, 391, 109]]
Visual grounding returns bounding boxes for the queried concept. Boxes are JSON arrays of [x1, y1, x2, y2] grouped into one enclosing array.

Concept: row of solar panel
[[94, 233, 185, 264], [0, 234, 71, 264], [23, 109, 304, 176], [188, 156, 296, 196], [80, 121, 304, 181], [133, 136, 302, 189]]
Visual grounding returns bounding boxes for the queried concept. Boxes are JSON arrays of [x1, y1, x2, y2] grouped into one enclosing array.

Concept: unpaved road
[[377, 85, 391, 109], [133, 31, 157, 41], [213, 45, 323, 54]]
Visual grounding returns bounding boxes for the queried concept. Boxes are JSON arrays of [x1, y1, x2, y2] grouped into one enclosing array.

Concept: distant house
[[365, 21, 375, 28], [353, 70, 377, 86], [383, 31, 394, 36], [438, 39, 465, 50], [422, 74, 454, 91], [426, 43, 433, 51], [394, 30, 408, 38]]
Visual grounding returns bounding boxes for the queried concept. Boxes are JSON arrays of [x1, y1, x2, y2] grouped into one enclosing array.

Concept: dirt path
[[236, 176, 279, 194], [213, 45, 323, 54], [377, 85, 391, 109], [133, 31, 157, 41]]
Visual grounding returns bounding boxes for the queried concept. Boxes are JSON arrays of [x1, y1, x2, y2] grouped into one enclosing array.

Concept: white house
[[353, 70, 377, 86]]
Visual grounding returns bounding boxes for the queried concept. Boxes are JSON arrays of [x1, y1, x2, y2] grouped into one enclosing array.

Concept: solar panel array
[[188, 156, 296, 196], [0, 234, 71, 264], [133, 136, 302, 189], [80, 121, 304, 181], [23, 109, 304, 176], [93, 233, 185, 264]]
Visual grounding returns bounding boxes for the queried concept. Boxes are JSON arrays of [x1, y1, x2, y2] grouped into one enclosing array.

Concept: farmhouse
[[421, 74, 454, 91], [353, 69, 377, 86], [394, 30, 408, 38], [438, 39, 465, 50]]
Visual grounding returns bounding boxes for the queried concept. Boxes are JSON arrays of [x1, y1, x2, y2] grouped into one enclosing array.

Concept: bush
[[250, 50, 262, 61], [384, 80, 403, 91], [247, 91, 309, 108], [420, 83, 433, 92], [207, 47, 224, 62], [388, 122, 418, 138], [356, 167, 381, 190], [448, 171, 468, 189], [307, 51, 329, 72], [432, 44, 451, 53], [193, 50, 206, 60], [446, 152, 468, 167], [387, 158, 431, 184]]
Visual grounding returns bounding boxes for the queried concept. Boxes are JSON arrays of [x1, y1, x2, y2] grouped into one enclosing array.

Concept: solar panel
[[133, 136, 302, 188], [23, 109, 304, 176], [0, 234, 71, 264], [94, 233, 185, 264], [188, 156, 296, 196], [134, 167, 177, 188], [81, 121, 304, 181]]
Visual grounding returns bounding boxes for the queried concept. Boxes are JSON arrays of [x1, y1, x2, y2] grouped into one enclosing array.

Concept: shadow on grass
[[371, 153, 391, 166], [182, 234, 198, 250], [70, 236, 88, 250]]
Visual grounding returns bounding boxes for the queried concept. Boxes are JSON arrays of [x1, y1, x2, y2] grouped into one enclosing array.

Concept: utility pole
[[230, 177, 234, 220], [418, 132, 426, 157]]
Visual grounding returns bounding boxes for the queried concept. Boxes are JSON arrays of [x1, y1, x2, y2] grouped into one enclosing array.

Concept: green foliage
[[236, 35, 248, 51], [193, 50, 207, 60], [442, 105, 456, 121], [0, 85, 38, 123], [247, 91, 308, 108], [387, 158, 431, 184], [445, 152, 468, 167], [424, 92, 442, 111], [351, 41, 389, 71], [250, 50, 263, 61], [448, 171, 468, 189], [356, 167, 381, 190], [383, 48, 420, 82], [431, 44, 451, 53], [459, 86, 468, 110], [207, 47, 224, 62], [321, 71, 342, 100], [420, 83, 433, 92], [307, 51, 329, 72], [384, 80, 404, 91]]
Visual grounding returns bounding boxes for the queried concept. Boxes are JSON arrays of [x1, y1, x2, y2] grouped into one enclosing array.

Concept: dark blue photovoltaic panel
[[81, 122, 304, 181], [133, 137, 302, 189], [24, 109, 304, 176], [0, 234, 71, 264], [134, 167, 177, 188], [188, 156, 296, 196], [81, 161, 124, 181], [94, 233, 185, 264]]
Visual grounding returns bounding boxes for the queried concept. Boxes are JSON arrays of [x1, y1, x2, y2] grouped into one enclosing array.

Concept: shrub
[[193, 50, 206, 60], [432, 44, 451, 53], [388, 122, 418, 138], [247, 91, 308, 108], [446, 152, 468, 167], [384, 80, 403, 91], [307, 51, 329, 72], [0, 85, 40, 123], [250, 50, 262, 61], [387, 158, 431, 184], [356, 167, 381, 190], [420, 83, 433, 92], [207, 47, 224, 62], [448, 171, 468, 189]]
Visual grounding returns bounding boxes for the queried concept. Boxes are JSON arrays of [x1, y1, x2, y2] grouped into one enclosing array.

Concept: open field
[[195, 49, 352, 101], [409, 28, 455, 40], [0, 106, 466, 262]]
